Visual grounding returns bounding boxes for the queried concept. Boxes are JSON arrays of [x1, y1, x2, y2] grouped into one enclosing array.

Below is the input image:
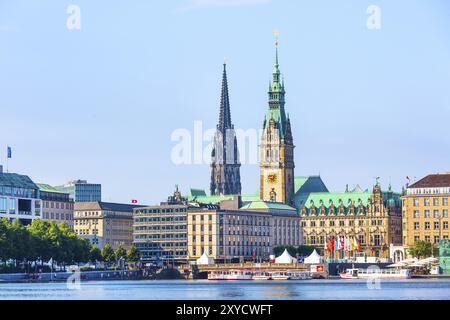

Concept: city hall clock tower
[[260, 38, 295, 205]]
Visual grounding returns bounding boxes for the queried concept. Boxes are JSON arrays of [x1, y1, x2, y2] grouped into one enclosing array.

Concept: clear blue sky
[[1, 0, 449, 205]]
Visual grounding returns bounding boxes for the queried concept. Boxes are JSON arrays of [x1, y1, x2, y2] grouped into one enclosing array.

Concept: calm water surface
[[1, 279, 450, 300]]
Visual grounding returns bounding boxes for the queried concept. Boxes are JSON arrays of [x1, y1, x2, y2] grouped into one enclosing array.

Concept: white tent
[[275, 249, 297, 264], [304, 249, 323, 264], [196, 252, 215, 265]]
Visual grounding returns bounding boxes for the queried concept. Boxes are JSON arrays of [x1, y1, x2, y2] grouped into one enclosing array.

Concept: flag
[[357, 239, 361, 252], [7, 146, 11, 159], [131, 199, 138, 204], [334, 238, 338, 251], [324, 236, 328, 251]]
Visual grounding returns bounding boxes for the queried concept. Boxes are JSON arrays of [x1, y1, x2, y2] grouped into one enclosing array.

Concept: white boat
[[252, 271, 272, 280], [288, 271, 313, 280], [340, 268, 411, 280], [208, 270, 253, 281], [270, 271, 290, 280]]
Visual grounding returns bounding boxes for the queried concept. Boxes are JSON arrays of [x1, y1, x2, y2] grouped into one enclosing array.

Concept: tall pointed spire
[[218, 62, 232, 132], [211, 62, 241, 196]]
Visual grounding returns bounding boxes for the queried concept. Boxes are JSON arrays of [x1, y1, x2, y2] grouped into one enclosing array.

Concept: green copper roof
[[37, 183, 67, 194], [296, 188, 402, 216], [187, 193, 260, 205], [187, 188, 207, 198], [0, 172, 38, 190], [295, 176, 329, 194], [299, 192, 372, 209], [240, 200, 296, 211], [264, 41, 287, 139]]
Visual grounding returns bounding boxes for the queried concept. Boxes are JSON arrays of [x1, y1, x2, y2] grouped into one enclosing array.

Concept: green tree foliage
[[273, 245, 298, 257], [114, 244, 127, 261], [89, 245, 103, 262], [126, 245, 141, 263], [273, 245, 317, 258], [297, 245, 316, 256], [0, 219, 100, 272], [101, 244, 115, 263], [408, 240, 434, 259]]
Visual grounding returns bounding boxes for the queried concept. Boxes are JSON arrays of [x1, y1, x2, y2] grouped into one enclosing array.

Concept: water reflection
[[0, 279, 450, 300]]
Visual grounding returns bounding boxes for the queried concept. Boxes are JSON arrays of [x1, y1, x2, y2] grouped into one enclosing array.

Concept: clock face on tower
[[267, 174, 277, 184]]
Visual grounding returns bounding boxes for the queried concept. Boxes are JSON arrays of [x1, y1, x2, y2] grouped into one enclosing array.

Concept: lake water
[[1, 279, 450, 300]]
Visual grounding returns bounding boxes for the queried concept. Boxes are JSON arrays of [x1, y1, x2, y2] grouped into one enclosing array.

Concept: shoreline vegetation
[[0, 218, 141, 275]]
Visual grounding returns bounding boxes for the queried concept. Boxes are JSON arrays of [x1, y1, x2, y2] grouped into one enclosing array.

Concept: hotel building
[[187, 197, 301, 262], [402, 173, 450, 249]]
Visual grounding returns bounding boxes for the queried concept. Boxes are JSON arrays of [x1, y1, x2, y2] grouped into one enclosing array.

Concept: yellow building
[[74, 202, 143, 249], [402, 173, 450, 249], [187, 197, 301, 262]]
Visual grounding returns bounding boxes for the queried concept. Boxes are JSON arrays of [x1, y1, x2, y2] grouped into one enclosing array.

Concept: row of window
[[413, 221, 449, 230], [135, 208, 187, 214], [413, 235, 449, 243], [412, 209, 449, 218], [43, 201, 73, 210], [134, 216, 186, 223], [302, 219, 378, 227], [413, 198, 449, 206], [42, 212, 73, 221]]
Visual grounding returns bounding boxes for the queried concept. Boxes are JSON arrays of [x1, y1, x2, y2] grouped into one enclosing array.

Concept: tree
[[101, 244, 115, 263], [89, 245, 103, 262], [408, 241, 433, 259], [27, 219, 54, 262], [297, 245, 316, 257], [273, 245, 297, 257], [114, 244, 127, 261], [0, 218, 12, 263], [126, 245, 141, 263]]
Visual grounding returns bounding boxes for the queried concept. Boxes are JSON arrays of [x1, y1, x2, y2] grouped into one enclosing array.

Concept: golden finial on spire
[[274, 30, 279, 46]]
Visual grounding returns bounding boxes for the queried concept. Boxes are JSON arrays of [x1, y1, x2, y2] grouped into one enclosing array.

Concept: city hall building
[[299, 182, 403, 259]]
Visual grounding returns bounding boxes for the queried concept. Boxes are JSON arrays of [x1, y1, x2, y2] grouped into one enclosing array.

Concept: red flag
[[131, 199, 138, 204]]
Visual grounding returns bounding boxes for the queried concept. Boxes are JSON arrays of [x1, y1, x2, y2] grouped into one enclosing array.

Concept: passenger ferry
[[252, 271, 272, 280], [288, 271, 313, 280], [208, 270, 253, 281], [269, 271, 290, 280], [340, 268, 411, 280]]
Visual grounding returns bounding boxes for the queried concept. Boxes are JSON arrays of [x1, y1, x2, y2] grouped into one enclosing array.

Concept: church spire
[[211, 62, 241, 196], [218, 62, 232, 132]]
